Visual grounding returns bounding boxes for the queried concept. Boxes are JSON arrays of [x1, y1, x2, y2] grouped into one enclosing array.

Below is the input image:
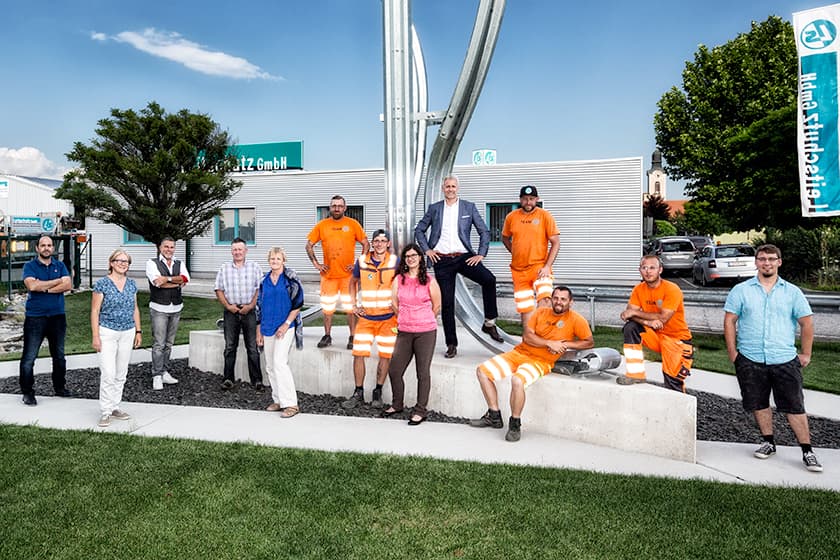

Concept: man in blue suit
[[415, 175, 502, 358]]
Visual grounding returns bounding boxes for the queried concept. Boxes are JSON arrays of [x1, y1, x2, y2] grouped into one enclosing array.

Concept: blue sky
[[0, 0, 819, 198]]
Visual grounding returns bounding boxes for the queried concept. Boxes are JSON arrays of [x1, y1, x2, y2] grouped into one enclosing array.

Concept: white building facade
[[86, 157, 644, 287]]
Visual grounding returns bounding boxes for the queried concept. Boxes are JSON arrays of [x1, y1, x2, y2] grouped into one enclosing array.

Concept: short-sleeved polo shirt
[[22, 257, 69, 317]]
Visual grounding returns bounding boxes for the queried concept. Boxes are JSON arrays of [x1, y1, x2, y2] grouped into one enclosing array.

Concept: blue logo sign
[[42, 218, 55, 232], [801, 19, 837, 50]]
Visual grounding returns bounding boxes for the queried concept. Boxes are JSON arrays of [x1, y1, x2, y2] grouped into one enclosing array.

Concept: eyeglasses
[[756, 257, 779, 263], [112, 259, 130, 264], [404, 253, 421, 258]]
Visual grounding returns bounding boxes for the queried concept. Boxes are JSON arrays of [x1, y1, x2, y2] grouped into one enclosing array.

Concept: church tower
[[646, 148, 667, 200]]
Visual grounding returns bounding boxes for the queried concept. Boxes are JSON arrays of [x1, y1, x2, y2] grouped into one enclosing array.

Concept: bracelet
[[135, 330, 142, 334]]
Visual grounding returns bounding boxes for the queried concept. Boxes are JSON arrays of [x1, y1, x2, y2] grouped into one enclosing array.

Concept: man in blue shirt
[[724, 244, 822, 473], [19, 235, 73, 405]]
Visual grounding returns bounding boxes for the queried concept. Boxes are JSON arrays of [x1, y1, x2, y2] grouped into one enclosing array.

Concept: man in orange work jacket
[[341, 229, 399, 409], [616, 255, 693, 392]]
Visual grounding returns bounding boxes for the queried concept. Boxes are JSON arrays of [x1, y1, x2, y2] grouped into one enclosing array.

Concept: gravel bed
[[2, 358, 838, 449]]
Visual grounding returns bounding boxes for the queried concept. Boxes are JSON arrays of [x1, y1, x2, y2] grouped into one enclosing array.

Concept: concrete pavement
[[1, 342, 837, 492]]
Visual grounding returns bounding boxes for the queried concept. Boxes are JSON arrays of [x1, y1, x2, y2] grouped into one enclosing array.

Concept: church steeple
[[646, 148, 667, 199]]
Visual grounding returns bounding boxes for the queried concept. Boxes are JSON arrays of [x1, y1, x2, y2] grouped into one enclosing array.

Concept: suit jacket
[[415, 199, 490, 257]]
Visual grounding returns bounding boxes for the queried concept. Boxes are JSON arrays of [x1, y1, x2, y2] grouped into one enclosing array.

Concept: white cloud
[[90, 31, 107, 41], [0, 147, 70, 179], [103, 28, 280, 80]]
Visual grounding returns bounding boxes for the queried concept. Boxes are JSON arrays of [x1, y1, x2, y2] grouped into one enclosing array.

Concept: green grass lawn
[[0, 424, 837, 560], [6, 294, 840, 394]]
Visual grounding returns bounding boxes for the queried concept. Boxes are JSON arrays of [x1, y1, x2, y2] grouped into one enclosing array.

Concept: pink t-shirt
[[396, 275, 437, 333]]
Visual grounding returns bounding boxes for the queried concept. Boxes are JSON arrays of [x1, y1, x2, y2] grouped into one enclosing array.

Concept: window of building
[[123, 230, 151, 245], [654, 181, 661, 195], [316, 205, 365, 228], [486, 202, 543, 243], [215, 208, 256, 245]]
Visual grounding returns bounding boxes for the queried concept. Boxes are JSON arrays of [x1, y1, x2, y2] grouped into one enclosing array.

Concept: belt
[[438, 252, 465, 258]]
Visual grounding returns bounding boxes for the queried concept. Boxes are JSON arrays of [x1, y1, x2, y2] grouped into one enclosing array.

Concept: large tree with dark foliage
[[654, 16, 806, 232], [57, 101, 241, 246]]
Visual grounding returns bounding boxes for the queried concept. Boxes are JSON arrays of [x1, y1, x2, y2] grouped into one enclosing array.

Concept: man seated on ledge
[[616, 254, 693, 392], [470, 286, 593, 442]]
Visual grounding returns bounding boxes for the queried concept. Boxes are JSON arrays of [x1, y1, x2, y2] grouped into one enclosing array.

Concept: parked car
[[688, 236, 714, 252], [692, 244, 757, 286], [648, 236, 696, 275]]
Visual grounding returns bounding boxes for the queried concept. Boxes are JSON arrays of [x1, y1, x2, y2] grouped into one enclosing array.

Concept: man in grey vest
[[146, 236, 190, 390]]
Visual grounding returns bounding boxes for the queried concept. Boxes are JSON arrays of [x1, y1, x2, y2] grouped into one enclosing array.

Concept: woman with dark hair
[[382, 243, 441, 425]]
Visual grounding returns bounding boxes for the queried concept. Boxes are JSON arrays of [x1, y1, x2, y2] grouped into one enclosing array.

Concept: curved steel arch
[[384, 0, 514, 352]]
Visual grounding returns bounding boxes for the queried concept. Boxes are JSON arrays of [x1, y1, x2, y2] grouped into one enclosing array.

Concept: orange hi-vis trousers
[[622, 321, 693, 392]]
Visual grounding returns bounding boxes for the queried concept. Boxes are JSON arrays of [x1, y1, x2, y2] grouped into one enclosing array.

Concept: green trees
[[654, 16, 800, 232], [57, 102, 241, 246]]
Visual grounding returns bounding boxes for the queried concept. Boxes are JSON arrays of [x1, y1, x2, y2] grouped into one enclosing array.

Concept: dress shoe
[[481, 324, 504, 343], [22, 393, 37, 406], [444, 345, 457, 359], [55, 388, 74, 397]]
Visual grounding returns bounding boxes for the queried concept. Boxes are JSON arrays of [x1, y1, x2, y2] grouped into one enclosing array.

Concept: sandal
[[279, 406, 300, 418], [380, 407, 403, 418]]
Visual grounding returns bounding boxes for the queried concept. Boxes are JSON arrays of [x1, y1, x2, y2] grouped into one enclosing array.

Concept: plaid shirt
[[214, 260, 263, 305]]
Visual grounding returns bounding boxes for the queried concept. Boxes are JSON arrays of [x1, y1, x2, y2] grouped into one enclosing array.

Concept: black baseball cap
[[520, 185, 538, 197]]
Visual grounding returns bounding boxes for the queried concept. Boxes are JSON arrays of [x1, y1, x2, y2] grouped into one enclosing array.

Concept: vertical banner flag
[[794, 4, 840, 217]]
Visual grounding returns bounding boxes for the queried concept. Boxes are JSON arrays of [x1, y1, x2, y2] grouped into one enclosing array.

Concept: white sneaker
[[111, 409, 131, 420], [152, 375, 164, 390], [161, 372, 179, 385], [98, 414, 111, 427]]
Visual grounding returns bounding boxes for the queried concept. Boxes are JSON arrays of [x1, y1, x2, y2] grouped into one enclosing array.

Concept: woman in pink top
[[381, 243, 441, 425]]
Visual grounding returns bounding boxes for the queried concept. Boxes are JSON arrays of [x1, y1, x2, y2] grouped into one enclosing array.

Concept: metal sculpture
[[382, 0, 514, 352]]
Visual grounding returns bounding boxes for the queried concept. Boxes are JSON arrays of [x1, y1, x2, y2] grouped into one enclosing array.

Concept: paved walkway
[[1, 344, 837, 493]]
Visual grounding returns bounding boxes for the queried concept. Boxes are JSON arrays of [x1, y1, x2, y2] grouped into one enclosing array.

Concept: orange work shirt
[[515, 307, 592, 365], [502, 207, 559, 271], [307, 216, 366, 279], [627, 279, 691, 340]]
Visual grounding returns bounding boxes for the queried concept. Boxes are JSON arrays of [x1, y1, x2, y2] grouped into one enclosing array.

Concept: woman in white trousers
[[91, 249, 141, 428], [256, 247, 304, 418]]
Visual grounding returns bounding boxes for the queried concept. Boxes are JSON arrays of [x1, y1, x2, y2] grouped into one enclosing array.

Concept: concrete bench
[[189, 327, 696, 462]]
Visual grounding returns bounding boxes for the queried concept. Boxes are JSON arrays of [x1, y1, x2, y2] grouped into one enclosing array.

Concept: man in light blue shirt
[[723, 244, 821, 472]]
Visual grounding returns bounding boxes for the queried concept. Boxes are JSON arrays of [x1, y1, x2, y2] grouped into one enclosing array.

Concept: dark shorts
[[734, 354, 805, 414]]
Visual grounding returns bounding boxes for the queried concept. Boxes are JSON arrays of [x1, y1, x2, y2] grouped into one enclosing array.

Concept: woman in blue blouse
[[257, 247, 304, 418], [91, 249, 141, 428]]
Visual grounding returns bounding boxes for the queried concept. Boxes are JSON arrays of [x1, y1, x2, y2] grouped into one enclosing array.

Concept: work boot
[[341, 389, 365, 409], [469, 409, 503, 429], [371, 387, 384, 408], [505, 417, 522, 442], [616, 375, 646, 385], [317, 334, 332, 348]]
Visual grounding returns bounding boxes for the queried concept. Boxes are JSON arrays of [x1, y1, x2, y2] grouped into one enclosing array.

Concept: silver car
[[692, 244, 756, 286], [649, 236, 696, 275]]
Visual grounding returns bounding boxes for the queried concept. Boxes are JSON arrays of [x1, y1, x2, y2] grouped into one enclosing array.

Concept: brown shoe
[[444, 345, 457, 359], [481, 324, 504, 343], [266, 402, 282, 412]]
